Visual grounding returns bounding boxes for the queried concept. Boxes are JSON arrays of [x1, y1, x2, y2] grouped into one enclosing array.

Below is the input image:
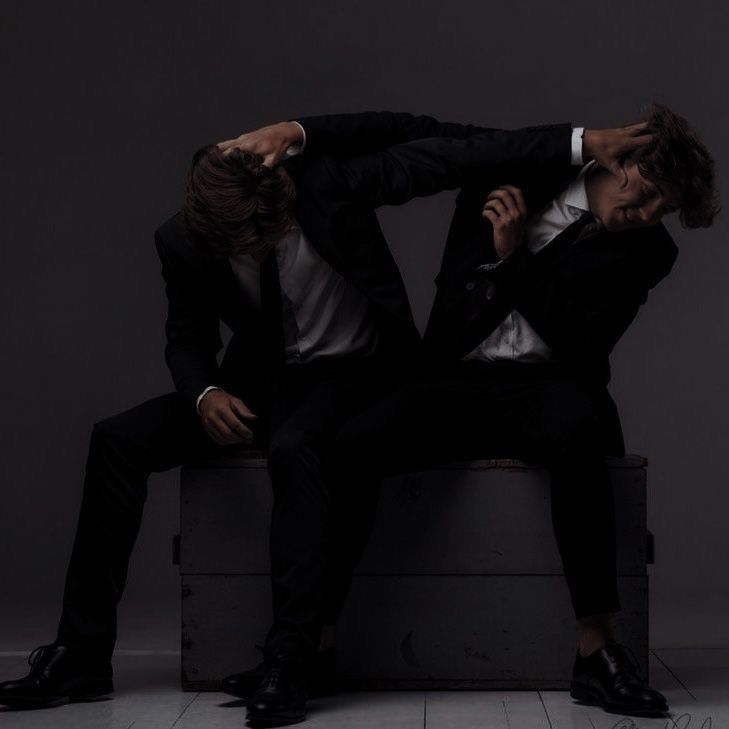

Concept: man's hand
[[217, 121, 304, 167], [583, 122, 654, 187], [199, 389, 257, 446], [482, 185, 528, 260]]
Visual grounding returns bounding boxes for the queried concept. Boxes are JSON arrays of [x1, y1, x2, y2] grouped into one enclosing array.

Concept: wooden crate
[[179, 455, 651, 690]]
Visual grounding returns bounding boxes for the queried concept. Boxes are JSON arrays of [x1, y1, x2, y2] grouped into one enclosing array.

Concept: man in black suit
[[327, 104, 719, 719], [0, 111, 644, 725]]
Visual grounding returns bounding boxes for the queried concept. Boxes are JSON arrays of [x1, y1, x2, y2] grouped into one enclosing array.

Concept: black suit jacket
[[423, 167, 679, 454], [154, 112, 574, 411]]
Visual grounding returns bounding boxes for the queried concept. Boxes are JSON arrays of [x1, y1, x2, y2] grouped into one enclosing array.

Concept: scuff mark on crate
[[465, 645, 491, 663]]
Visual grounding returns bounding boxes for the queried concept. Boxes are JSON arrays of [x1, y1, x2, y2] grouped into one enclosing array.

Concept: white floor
[[0, 649, 726, 728]]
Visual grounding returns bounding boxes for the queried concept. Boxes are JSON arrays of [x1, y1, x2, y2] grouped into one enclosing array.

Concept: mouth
[[623, 209, 635, 224]]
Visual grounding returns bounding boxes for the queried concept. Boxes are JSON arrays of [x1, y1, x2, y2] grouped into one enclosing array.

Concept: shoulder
[[154, 211, 186, 253], [154, 211, 189, 248], [620, 222, 679, 288], [629, 220, 678, 259], [153, 211, 221, 268]]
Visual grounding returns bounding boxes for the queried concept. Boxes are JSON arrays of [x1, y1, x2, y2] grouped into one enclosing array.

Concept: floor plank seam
[[585, 709, 597, 729], [652, 649, 698, 701], [169, 691, 200, 728], [537, 691, 555, 729]]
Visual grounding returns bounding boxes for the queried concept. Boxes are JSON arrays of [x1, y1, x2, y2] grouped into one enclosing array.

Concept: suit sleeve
[[155, 229, 224, 411], [327, 124, 573, 207], [295, 111, 498, 156], [513, 230, 679, 362]]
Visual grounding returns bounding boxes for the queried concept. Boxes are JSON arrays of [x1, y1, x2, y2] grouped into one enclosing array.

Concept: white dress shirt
[[196, 121, 378, 412], [228, 223, 380, 364]]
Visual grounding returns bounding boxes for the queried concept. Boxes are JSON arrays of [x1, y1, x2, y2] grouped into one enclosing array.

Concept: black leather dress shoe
[[0, 643, 113, 708], [246, 654, 307, 726], [570, 639, 669, 717], [222, 646, 335, 701]]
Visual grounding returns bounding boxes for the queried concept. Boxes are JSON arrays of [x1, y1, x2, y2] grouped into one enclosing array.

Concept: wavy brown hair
[[630, 103, 719, 229], [183, 145, 297, 257]]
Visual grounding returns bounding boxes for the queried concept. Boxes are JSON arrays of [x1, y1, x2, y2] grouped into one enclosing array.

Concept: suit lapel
[[292, 185, 417, 327]]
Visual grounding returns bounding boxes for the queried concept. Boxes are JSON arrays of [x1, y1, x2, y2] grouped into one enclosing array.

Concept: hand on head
[[583, 122, 655, 188], [217, 122, 304, 168]]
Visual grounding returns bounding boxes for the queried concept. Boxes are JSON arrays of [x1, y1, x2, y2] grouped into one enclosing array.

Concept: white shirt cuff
[[571, 127, 584, 165], [285, 121, 306, 157], [196, 385, 221, 414]]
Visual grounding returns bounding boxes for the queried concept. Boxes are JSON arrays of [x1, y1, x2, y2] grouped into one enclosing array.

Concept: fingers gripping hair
[[183, 145, 297, 257], [631, 103, 719, 229]]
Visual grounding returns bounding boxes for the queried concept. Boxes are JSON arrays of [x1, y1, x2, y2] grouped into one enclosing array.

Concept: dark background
[[1, 0, 726, 651]]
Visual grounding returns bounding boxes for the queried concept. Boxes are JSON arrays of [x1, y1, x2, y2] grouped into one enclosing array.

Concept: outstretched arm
[[217, 112, 653, 173], [329, 124, 574, 206], [217, 111, 497, 166], [295, 110, 497, 154]]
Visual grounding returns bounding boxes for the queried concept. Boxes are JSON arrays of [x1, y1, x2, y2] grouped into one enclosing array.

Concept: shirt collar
[[564, 160, 597, 215]]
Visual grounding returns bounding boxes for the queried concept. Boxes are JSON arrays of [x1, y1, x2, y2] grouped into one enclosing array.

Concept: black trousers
[[56, 359, 392, 662], [329, 360, 622, 621]]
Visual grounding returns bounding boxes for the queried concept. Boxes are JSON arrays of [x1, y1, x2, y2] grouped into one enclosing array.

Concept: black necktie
[[260, 249, 286, 368], [531, 210, 598, 268], [574, 211, 600, 242]]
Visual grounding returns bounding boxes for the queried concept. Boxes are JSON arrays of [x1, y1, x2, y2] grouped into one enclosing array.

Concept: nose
[[639, 198, 663, 225]]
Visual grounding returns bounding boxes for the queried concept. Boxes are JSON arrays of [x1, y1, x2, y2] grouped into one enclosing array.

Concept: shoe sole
[[0, 679, 114, 708], [246, 709, 307, 727], [223, 685, 335, 701], [246, 715, 306, 729], [570, 680, 668, 716]]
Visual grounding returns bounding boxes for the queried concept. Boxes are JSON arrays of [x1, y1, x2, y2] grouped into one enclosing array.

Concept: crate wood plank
[[181, 575, 648, 691]]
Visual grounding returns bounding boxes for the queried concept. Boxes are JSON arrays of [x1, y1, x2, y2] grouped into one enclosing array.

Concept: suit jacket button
[[465, 282, 475, 291]]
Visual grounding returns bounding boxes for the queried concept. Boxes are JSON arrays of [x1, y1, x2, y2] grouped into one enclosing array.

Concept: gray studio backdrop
[[1, 0, 727, 651]]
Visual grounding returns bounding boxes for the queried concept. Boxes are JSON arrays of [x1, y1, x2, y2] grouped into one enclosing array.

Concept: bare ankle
[[578, 612, 614, 656]]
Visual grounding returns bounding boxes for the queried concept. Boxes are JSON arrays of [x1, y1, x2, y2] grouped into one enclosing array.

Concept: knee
[[91, 413, 132, 447], [268, 428, 318, 469], [85, 413, 152, 487], [89, 409, 147, 464]]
